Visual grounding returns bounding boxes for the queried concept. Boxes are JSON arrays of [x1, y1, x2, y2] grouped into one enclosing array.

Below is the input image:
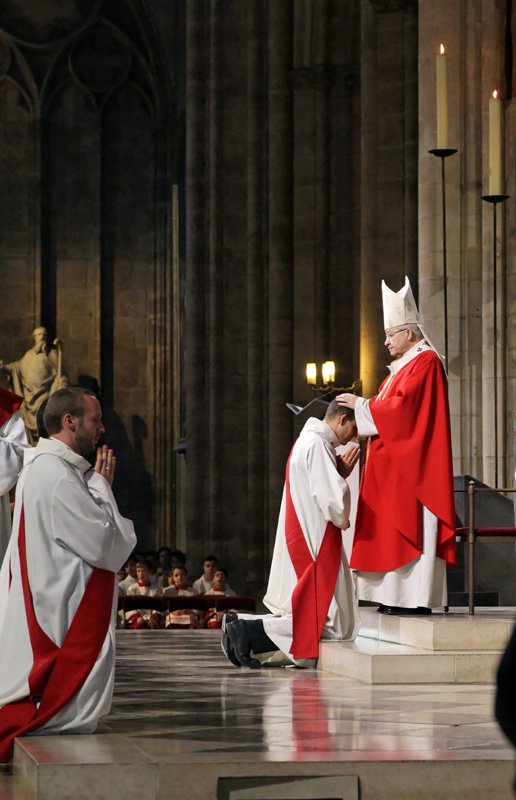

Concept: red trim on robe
[[0, 506, 115, 762], [351, 350, 456, 572], [0, 387, 22, 429], [285, 451, 343, 659]]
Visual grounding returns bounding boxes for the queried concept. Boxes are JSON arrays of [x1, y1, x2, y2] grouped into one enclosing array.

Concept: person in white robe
[[0, 387, 136, 759], [222, 400, 360, 668], [0, 390, 29, 561]]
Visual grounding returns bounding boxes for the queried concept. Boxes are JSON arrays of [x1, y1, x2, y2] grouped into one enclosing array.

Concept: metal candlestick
[[428, 148, 458, 368], [481, 193, 510, 486]]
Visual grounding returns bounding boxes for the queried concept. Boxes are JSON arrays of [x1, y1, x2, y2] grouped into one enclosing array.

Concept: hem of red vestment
[[0, 505, 114, 762], [284, 449, 342, 660]]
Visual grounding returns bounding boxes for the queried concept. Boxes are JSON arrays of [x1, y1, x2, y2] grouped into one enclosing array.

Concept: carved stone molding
[[291, 63, 357, 91], [0, 0, 101, 47]]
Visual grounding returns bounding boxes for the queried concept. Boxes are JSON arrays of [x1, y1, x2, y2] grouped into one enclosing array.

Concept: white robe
[[352, 342, 447, 608], [240, 418, 359, 666], [0, 411, 29, 562], [0, 437, 136, 734]]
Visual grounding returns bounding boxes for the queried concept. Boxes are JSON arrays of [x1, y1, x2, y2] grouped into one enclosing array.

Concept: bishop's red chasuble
[[350, 349, 456, 572]]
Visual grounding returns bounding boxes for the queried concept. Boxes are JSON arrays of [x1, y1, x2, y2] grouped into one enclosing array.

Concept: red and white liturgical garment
[[351, 343, 455, 609], [0, 437, 136, 760], [247, 418, 359, 664]]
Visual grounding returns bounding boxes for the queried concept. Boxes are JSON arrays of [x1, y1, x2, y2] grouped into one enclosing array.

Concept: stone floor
[[4, 628, 516, 800]]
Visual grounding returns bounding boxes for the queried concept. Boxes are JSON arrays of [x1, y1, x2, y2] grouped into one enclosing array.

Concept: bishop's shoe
[[381, 606, 432, 615]]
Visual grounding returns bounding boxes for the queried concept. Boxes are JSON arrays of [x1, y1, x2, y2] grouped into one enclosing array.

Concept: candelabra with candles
[[305, 361, 361, 395]]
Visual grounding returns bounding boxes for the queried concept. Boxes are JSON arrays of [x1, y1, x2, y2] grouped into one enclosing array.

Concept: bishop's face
[[384, 326, 413, 360]]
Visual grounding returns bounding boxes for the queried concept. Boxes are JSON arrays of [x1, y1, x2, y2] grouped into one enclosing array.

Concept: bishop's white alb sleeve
[[354, 397, 378, 436]]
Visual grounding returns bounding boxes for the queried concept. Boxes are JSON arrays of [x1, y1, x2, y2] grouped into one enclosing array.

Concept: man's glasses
[[384, 328, 409, 341]]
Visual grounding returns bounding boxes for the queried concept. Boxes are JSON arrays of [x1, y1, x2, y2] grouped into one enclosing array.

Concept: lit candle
[[488, 90, 502, 196], [321, 361, 335, 385], [436, 44, 448, 149], [306, 363, 317, 386]]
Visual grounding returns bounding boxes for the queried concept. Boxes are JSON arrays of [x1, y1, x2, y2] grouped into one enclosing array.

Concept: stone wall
[[0, 0, 178, 546], [418, 0, 515, 486], [183, 0, 419, 591]]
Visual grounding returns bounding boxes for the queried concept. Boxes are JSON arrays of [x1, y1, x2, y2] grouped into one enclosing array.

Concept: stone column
[[267, 0, 294, 550], [207, 0, 224, 553], [360, 0, 418, 397], [184, 0, 208, 566], [246, 0, 267, 589]]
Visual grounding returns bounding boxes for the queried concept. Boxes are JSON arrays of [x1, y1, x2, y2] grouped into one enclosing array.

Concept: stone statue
[[0, 327, 69, 444]]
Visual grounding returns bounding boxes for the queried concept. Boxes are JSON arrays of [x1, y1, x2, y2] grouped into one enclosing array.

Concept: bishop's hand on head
[[335, 393, 357, 409]]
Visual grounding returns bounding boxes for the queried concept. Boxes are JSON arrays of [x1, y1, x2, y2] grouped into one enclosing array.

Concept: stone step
[[357, 607, 514, 651], [318, 635, 501, 684]]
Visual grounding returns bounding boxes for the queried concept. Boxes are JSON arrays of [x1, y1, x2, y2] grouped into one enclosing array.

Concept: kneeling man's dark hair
[[324, 398, 355, 422], [44, 387, 97, 436]]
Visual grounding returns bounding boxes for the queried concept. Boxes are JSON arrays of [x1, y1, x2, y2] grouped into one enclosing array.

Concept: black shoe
[[377, 604, 386, 614], [221, 613, 241, 667], [226, 620, 261, 669], [382, 606, 432, 616]]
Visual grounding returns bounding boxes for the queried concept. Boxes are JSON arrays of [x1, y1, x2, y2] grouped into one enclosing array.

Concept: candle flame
[[493, 90, 498, 98], [440, 43, 445, 54]]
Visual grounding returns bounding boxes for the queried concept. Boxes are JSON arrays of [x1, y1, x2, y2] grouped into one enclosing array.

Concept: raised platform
[[318, 607, 514, 684], [5, 622, 515, 800]]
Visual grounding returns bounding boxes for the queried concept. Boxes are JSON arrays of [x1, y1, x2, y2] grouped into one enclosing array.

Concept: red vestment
[[285, 452, 342, 659], [0, 507, 114, 762], [0, 387, 22, 427], [350, 349, 456, 572]]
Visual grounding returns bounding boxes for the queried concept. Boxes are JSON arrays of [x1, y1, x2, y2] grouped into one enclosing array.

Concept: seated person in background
[[170, 549, 192, 586], [125, 558, 162, 628], [163, 565, 195, 596], [170, 548, 187, 566], [194, 555, 228, 594], [145, 550, 160, 586], [155, 568, 168, 590], [205, 568, 236, 597], [158, 546, 173, 572], [163, 566, 200, 629], [205, 568, 237, 629], [118, 555, 137, 595], [117, 566, 126, 588]]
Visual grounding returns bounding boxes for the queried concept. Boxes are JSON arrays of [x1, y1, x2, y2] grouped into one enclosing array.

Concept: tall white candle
[[488, 90, 502, 196], [436, 44, 448, 149]]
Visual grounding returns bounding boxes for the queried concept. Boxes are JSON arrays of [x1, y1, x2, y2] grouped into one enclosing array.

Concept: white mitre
[[381, 276, 445, 368], [382, 275, 419, 329]]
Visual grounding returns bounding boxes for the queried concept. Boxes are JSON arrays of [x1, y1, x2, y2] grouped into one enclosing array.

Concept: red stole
[[285, 451, 342, 660], [0, 387, 22, 428], [0, 506, 115, 762]]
